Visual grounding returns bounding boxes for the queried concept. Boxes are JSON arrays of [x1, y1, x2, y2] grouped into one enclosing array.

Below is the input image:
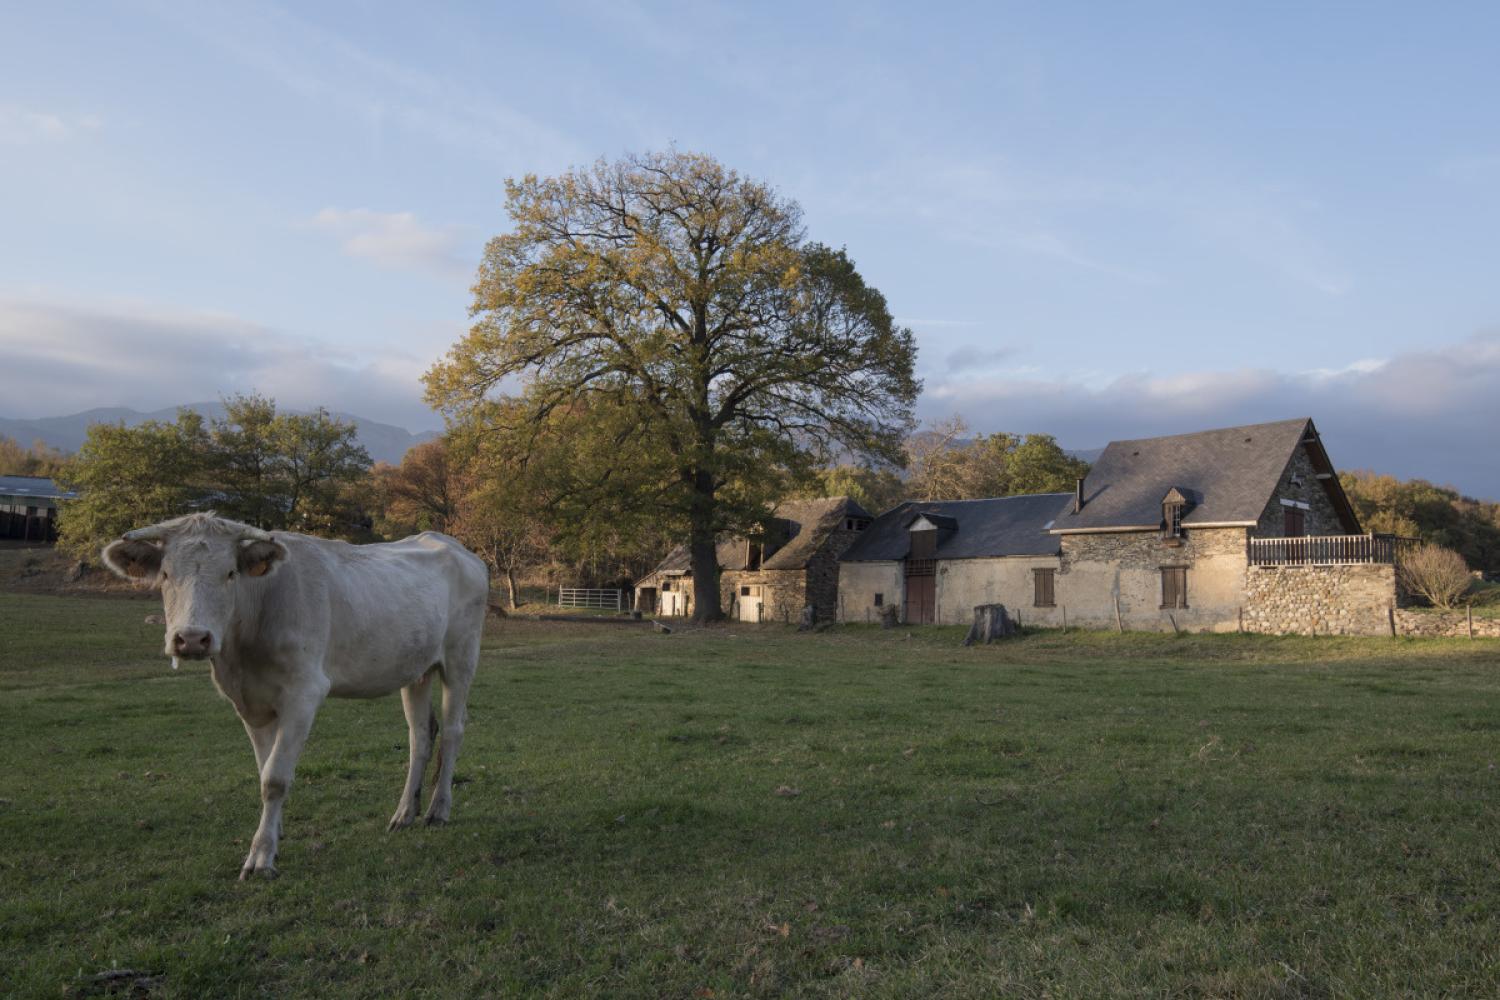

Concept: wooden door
[[904, 575, 935, 624], [1283, 508, 1306, 537]]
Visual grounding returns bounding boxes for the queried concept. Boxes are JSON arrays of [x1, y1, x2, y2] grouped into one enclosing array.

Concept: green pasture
[[2, 592, 1498, 998]]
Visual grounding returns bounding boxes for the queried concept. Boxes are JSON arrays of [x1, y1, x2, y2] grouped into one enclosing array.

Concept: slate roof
[[645, 497, 872, 577], [1050, 418, 1350, 533], [839, 493, 1073, 562], [0, 475, 76, 502]]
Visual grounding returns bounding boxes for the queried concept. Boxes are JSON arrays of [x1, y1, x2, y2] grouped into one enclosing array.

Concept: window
[[1033, 568, 1055, 607], [741, 585, 752, 596], [661, 581, 672, 591], [1163, 501, 1183, 537], [1283, 508, 1305, 537], [845, 517, 871, 531], [746, 540, 762, 570], [873, 592, 884, 607], [1161, 567, 1188, 609]]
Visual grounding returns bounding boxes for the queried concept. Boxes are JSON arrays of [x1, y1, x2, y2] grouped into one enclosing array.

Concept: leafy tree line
[[54, 394, 371, 557], [0, 437, 71, 479], [1341, 471, 1500, 571]]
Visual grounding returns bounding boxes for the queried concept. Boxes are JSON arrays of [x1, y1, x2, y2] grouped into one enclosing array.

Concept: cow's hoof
[[238, 863, 279, 881], [239, 842, 279, 880], [387, 810, 417, 832]]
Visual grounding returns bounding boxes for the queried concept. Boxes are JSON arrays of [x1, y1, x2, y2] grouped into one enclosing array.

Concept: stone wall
[[1254, 444, 1349, 537], [1243, 563, 1396, 635], [1057, 527, 1249, 632], [805, 523, 872, 622], [1393, 609, 1500, 638], [722, 568, 806, 624]]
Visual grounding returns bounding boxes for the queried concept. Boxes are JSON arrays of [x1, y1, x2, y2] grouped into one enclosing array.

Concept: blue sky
[[2, 2, 1498, 494]]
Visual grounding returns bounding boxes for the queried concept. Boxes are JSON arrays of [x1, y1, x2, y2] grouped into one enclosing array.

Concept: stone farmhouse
[[838, 418, 1410, 635], [638, 497, 873, 622]]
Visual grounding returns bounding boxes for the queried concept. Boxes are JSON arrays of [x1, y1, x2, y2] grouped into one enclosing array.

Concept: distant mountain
[[0, 402, 438, 466]]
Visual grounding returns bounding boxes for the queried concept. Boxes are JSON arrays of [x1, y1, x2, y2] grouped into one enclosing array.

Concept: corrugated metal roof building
[[0, 475, 77, 542]]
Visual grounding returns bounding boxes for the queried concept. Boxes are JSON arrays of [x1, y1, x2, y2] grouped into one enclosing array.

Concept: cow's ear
[[237, 538, 289, 578], [101, 538, 163, 581]]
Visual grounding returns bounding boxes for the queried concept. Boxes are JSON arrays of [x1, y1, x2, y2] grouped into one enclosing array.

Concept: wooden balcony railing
[[1248, 533, 1418, 567]]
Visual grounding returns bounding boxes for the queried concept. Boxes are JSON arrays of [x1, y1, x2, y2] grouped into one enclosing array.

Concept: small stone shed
[[637, 497, 873, 622]]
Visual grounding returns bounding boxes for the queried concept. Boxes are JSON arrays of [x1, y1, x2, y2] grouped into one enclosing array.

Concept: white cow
[[102, 512, 489, 879]]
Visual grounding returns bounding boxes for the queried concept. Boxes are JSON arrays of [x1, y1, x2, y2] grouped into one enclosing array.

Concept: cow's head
[[102, 513, 289, 660]]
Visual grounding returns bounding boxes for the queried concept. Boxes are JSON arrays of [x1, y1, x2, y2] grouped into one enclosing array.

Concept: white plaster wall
[[934, 557, 1066, 627], [837, 561, 903, 623]]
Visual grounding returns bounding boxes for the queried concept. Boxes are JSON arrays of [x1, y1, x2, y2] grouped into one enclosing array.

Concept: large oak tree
[[425, 151, 919, 621]]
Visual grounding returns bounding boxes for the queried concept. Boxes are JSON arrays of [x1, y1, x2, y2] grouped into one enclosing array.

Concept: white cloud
[[0, 297, 443, 431], [921, 330, 1500, 498], [310, 207, 471, 278], [0, 106, 101, 145]]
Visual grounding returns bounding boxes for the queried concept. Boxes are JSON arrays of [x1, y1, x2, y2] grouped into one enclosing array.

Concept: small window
[[1164, 502, 1183, 538], [1033, 568, 1055, 607], [1161, 567, 1188, 609], [661, 581, 672, 591], [874, 592, 884, 607]]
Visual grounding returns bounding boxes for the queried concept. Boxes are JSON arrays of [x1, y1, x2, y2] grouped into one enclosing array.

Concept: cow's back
[[263, 531, 488, 698]]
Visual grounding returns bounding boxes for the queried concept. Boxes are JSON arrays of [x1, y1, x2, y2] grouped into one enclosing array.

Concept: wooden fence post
[[1468, 603, 1475, 640], [1114, 596, 1124, 634]]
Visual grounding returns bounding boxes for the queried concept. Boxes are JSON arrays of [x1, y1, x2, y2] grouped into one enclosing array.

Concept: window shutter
[[1161, 567, 1187, 609], [1033, 568, 1055, 607]]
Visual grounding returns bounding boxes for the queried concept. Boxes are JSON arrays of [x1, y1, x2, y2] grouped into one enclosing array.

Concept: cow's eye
[[227, 570, 236, 581], [160, 572, 168, 581]]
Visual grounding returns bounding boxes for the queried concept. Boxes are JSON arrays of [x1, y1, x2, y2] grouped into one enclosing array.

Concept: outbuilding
[[0, 475, 75, 542]]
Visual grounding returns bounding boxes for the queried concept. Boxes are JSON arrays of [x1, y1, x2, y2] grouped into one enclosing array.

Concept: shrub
[[1397, 543, 1473, 609]]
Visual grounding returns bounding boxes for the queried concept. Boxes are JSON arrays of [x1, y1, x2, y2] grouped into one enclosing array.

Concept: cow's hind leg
[[388, 668, 438, 831], [424, 638, 478, 826]]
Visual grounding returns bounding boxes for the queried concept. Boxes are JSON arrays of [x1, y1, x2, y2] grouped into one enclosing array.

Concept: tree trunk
[[505, 567, 520, 609], [688, 470, 724, 623]]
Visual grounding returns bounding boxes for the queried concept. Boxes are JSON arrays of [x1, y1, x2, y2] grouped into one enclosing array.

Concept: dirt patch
[[0, 544, 151, 599]]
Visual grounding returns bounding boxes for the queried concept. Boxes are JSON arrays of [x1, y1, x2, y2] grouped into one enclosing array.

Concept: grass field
[[3, 592, 1499, 998]]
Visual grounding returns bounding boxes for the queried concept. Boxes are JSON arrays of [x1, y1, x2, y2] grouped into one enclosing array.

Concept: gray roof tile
[[841, 493, 1072, 562], [1052, 418, 1312, 532]]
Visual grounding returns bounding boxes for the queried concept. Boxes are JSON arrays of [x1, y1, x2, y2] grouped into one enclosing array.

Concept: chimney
[[1074, 477, 1086, 513]]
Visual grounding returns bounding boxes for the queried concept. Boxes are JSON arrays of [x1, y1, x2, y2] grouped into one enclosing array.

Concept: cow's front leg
[[241, 690, 322, 880], [242, 718, 282, 840]]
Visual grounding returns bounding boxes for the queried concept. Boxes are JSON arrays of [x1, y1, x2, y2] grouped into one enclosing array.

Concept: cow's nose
[[172, 629, 213, 658]]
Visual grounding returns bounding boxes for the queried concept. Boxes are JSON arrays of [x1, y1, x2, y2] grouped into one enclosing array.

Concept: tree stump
[[963, 604, 1016, 646], [879, 605, 900, 629]]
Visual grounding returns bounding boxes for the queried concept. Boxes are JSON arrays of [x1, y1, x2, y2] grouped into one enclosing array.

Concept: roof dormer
[[1161, 487, 1189, 538]]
